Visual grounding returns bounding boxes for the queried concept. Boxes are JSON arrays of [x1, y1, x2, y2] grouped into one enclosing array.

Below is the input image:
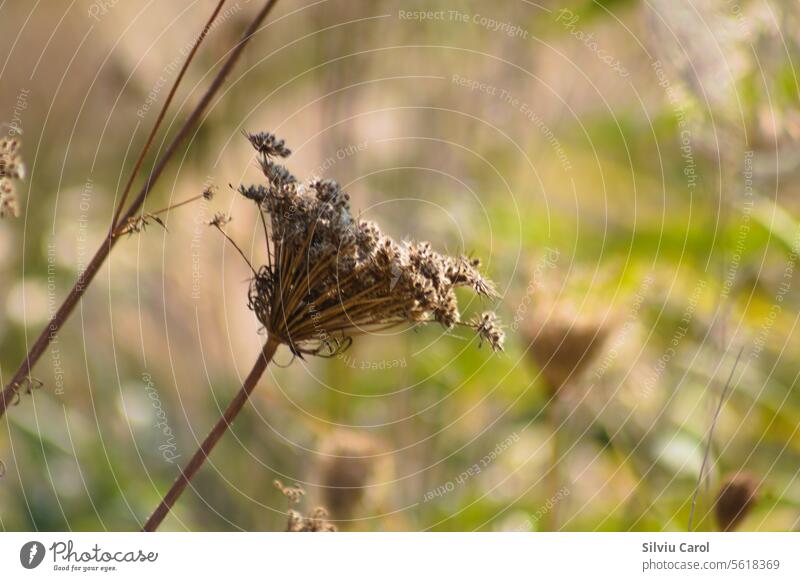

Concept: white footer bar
[[1, 533, 797, 580]]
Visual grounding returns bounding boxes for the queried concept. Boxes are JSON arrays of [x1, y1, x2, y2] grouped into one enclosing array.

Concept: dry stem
[[142, 338, 279, 531], [687, 346, 744, 531], [0, 0, 280, 420]]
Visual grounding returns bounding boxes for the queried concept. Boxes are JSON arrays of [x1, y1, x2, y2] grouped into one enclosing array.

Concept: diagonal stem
[[687, 346, 744, 531], [142, 338, 279, 532], [0, 0, 281, 420], [110, 0, 229, 231]]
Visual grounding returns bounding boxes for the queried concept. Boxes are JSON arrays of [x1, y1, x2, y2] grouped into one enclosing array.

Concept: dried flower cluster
[[714, 472, 758, 532], [0, 137, 25, 218], [275, 480, 336, 532], [227, 131, 504, 356], [274, 479, 306, 503]]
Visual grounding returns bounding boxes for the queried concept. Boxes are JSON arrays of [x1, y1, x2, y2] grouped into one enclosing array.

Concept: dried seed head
[[235, 131, 502, 357], [209, 212, 232, 228], [524, 302, 613, 396], [472, 311, 506, 352], [275, 480, 337, 532], [202, 185, 216, 200], [236, 184, 268, 204], [301, 507, 337, 532], [715, 472, 758, 531], [274, 479, 306, 504], [319, 431, 377, 520], [259, 158, 295, 187], [246, 131, 291, 158], [0, 136, 24, 218], [284, 508, 337, 532], [285, 509, 304, 532]]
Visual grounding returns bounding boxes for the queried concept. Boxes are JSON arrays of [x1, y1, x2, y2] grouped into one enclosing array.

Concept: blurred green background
[[1, 0, 799, 531]]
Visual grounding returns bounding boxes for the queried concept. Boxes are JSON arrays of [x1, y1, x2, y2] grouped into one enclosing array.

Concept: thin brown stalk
[[142, 338, 279, 531], [212, 224, 259, 277], [140, 192, 209, 219], [112, 0, 278, 244], [0, 0, 280, 420], [688, 346, 744, 531], [110, 0, 228, 230], [113, 192, 211, 237]]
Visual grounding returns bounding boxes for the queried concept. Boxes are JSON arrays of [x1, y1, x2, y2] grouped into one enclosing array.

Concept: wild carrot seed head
[[230, 131, 504, 356]]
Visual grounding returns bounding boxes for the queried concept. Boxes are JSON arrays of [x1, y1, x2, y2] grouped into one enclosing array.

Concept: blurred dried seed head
[[285, 507, 337, 532], [0, 136, 24, 218], [228, 131, 503, 356], [715, 472, 758, 532], [524, 293, 615, 397], [275, 480, 336, 532], [319, 431, 377, 520]]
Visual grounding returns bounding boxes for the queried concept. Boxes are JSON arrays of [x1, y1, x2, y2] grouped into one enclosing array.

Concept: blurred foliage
[[1, 0, 799, 532]]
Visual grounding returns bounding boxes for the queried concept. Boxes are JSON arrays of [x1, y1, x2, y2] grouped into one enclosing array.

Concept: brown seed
[[715, 472, 758, 531]]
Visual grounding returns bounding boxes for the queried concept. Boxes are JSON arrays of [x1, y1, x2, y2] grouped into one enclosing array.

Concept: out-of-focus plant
[[714, 471, 759, 531], [142, 131, 504, 530]]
